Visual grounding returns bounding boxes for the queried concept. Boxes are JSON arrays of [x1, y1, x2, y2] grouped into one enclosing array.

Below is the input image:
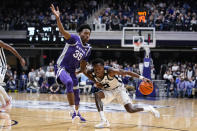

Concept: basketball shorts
[[101, 84, 131, 106]]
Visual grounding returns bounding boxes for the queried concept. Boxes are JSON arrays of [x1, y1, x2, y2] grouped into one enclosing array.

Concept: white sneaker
[[95, 119, 110, 128], [5, 96, 12, 112], [147, 105, 160, 118]]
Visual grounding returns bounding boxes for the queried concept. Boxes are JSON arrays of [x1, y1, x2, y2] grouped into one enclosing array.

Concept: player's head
[[77, 24, 91, 44], [92, 58, 104, 78]]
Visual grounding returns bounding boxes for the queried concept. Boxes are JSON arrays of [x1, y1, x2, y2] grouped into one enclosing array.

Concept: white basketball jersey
[[92, 67, 123, 90], [0, 47, 7, 84]]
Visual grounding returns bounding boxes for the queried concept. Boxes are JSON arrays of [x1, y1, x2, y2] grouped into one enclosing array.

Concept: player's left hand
[[50, 4, 60, 19]]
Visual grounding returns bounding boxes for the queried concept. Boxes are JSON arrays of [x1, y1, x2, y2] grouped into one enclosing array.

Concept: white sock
[[76, 109, 79, 114], [99, 111, 106, 121], [0, 94, 6, 107], [71, 105, 76, 113], [0, 86, 9, 101], [143, 105, 153, 112]]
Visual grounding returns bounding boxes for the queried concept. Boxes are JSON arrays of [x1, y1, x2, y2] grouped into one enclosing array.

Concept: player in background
[[0, 40, 25, 111], [80, 58, 160, 128], [50, 4, 91, 122]]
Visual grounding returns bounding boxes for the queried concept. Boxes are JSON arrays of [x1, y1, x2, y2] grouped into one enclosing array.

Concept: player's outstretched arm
[[50, 4, 71, 40], [0, 40, 25, 67], [109, 68, 151, 83]]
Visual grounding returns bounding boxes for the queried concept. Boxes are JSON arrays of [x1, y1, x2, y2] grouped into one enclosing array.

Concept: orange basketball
[[139, 81, 154, 95]]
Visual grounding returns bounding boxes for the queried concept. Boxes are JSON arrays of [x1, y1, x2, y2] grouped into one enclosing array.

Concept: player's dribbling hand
[[50, 4, 60, 19]]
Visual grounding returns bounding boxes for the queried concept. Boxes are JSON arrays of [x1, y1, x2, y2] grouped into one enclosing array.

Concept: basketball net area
[[121, 27, 156, 96], [133, 36, 151, 57], [121, 27, 156, 56]]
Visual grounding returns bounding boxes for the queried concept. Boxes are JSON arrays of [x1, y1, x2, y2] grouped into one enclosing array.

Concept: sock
[[0, 86, 9, 101], [76, 109, 79, 114], [71, 105, 76, 113], [142, 105, 152, 112], [0, 94, 6, 107], [99, 111, 106, 121], [132, 104, 149, 112]]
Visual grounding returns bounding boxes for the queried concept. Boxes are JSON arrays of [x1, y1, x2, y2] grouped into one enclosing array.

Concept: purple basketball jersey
[[56, 34, 91, 73]]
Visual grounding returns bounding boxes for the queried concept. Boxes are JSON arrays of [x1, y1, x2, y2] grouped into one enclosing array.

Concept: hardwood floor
[[0, 93, 196, 131]]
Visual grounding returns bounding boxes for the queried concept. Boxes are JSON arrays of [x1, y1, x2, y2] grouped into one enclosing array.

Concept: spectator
[[187, 66, 194, 80], [26, 80, 39, 93], [93, 15, 101, 30], [28, 68, 36, 83], [186, 78, 194, 97], [38, 67, 45, 86], [111, 15, 120, 30], [151, 66, 156, 80], [191, 17, 197, 31], [163, 70, 173, 97], [19, 72, 28, 92], [177, 76, 186, 98], [40, 80, 49, 93], [6, 76, 17, 92], [49, 83, 60, 94], [46, 68, 55, 87], [77, 72, 92, 94], [47, 63, 54, 71]]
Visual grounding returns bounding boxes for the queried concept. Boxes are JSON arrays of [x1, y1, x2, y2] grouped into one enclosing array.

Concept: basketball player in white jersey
[[81, 58, 160, 128], [0, 40, 25, 111]]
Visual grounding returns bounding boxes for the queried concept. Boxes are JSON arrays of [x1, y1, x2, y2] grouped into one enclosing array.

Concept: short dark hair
[[92, 58, 104, 66], [77, 24, 91, 33]]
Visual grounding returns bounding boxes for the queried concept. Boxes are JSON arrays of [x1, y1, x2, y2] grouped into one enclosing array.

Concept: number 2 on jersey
[[103, 83, 110, 88]]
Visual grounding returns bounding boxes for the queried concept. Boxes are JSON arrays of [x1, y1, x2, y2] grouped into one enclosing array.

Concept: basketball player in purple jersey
[[51, 4, 91, 122]]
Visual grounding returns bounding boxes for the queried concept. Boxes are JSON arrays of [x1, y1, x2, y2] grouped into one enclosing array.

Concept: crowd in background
[[94, 0, 197, 31], [0, 0, 99, 30], [161, 62, 197, 98], [4, 59, 197, 98], [1, 0, 197, 31]]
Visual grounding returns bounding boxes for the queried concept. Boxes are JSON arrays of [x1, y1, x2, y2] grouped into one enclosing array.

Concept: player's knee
[[125, 108, 135, 113], [125, 104, 135, 113], [66, 80, 74, 93]]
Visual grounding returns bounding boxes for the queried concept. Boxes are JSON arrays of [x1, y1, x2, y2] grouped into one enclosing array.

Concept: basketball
[[139, 81, 154, 95]]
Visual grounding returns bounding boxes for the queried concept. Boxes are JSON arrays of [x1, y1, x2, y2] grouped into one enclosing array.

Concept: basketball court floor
[[0, 93, 196, 131]]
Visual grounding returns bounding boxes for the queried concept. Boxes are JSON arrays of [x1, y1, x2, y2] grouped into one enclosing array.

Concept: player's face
[[79, 29, 91, 44], [93, 64, 104, 78]]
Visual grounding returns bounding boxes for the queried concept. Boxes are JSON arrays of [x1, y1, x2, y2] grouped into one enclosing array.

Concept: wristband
[[139, 76, 144, 80]]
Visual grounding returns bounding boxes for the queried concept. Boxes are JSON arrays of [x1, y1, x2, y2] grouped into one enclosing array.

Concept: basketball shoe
[[145, 105, 160, 118], [70, 111, 86, 123], [77, 111, 86, 122], [95, 119, 110, 128], [2, 96, 12, 112]]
